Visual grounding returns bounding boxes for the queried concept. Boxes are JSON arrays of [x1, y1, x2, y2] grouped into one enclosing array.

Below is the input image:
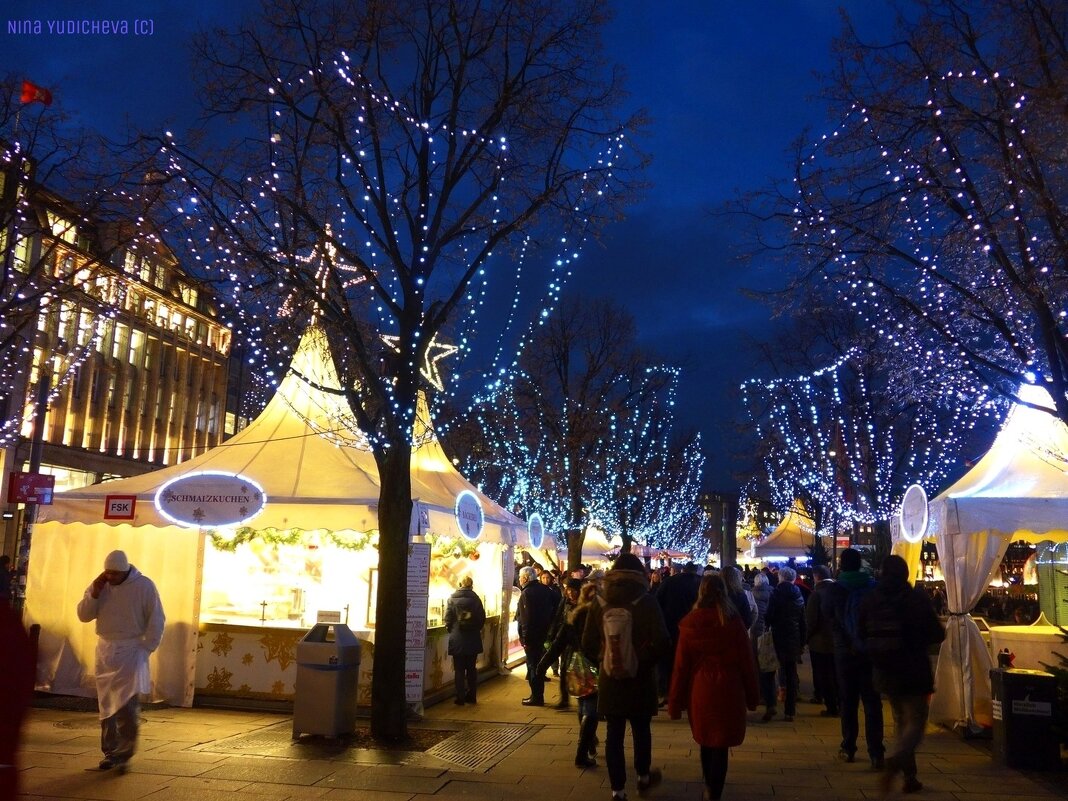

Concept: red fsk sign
[[104, 495, 137, 520]]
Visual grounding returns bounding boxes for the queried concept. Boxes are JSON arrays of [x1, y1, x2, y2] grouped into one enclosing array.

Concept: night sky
[[2, 1, 899, 490]]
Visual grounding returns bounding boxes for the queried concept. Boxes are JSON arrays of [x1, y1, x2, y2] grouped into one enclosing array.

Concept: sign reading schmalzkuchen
[[154, 472, 267, 528]]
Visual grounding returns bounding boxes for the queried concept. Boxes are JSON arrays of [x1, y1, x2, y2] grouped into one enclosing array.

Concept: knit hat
[[104, 550, 129, 572]]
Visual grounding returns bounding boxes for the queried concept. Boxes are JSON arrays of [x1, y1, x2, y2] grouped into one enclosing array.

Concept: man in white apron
[[76, 550, 165, 772]]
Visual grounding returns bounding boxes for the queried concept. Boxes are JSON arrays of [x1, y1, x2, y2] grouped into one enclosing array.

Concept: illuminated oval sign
[[455, 490, 484, 540], [155, 471, 266, 528], [899, 483, 928, 544], [528, 513, 544, 549]]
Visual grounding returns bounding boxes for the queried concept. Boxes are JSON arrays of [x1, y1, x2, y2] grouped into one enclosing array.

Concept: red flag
[[20, 80, 52, 107]]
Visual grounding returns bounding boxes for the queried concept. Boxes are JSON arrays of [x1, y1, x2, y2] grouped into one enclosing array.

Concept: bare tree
[[743, 297, 996, 557], [147, 0, 642, 740], [467, 296, 663, 569], [759, 0, 1068, 424], [598, 370, 705, 557]]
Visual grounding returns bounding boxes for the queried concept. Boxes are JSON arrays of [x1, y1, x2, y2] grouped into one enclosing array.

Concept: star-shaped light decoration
[[380, 333, 458, 391]]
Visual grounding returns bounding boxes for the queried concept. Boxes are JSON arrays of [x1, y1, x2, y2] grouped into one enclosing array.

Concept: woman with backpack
[[443, 576, 486, 705], [668, 572, 758, 801], [582, 553, 671, 801]]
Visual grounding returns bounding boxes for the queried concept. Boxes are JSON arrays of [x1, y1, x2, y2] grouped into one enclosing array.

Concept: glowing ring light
[[455, 490, 484, 540], [528, 513, 544, 549], [155, 471, 267, 528], [899, 484, 928, 544]]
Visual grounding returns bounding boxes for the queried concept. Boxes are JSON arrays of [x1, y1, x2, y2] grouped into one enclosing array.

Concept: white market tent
[[26, 326, 524, 707], [581, 525, 624, 562], [895, 383, 1068, 730], [749, 499, 827, 561]]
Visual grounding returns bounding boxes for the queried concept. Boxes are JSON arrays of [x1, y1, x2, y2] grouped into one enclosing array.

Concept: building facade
[[0, 177, 231, 558]]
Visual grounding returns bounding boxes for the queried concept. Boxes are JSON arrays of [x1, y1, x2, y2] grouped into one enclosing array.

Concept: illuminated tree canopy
[[143, 0, 642, 741]]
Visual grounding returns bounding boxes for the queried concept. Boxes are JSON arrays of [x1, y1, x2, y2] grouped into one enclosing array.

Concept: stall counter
[[195, 618, 501, 705]]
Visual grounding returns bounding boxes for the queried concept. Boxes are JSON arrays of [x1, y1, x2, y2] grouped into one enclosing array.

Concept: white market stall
[[893, 384, 1068, 730], [26, 326, 525, 709], [748, 500, 829, 562]]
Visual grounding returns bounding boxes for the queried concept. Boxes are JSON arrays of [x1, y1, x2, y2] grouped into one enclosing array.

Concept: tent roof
[[39, 327, 521, 535], [928, 384, 1068, 540], [751, 499, 824, 558]]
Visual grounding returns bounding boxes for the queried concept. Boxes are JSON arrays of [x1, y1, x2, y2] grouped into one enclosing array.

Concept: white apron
[[95, 637, 150, 719]]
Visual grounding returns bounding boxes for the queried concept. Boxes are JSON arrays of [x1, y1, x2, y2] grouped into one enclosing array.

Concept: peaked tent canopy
[[27, 326, 523, 707], [749, 500, 825, 560], [927, 384, 1068, 541], [904, 384, 1068, 731], [37, 326, 521, 535]]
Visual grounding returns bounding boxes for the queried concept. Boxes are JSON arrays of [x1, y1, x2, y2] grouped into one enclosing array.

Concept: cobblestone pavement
[[16, 669, 1068, 801]]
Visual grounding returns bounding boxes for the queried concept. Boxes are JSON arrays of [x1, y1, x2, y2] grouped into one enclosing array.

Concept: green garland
[[427, 533, 480, 559], [206, 526, 377, 553]]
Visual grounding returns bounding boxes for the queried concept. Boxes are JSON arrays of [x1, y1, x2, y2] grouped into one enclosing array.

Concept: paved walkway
[[17, 670, 1067, 801]]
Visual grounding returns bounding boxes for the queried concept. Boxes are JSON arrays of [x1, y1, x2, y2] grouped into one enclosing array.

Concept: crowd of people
[[442, 550, 946, 801]]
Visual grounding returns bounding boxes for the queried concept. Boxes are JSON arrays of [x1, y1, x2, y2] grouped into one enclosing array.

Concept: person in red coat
[[0, 603, 35, 801], [668, 572, 759, 801]]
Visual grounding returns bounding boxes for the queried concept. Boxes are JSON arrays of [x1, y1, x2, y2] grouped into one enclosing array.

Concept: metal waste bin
[[293, 623, 361, 738], [990, 668, 1060, 770]]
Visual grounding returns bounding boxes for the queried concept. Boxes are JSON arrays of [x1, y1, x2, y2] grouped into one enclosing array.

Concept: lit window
[[47, 211, 77, 243]]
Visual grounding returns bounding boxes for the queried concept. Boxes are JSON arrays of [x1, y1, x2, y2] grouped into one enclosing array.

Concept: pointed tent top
[[40, 323, 522, 534], [751, 499, 821, 558], [944, 383, 1068, 500]]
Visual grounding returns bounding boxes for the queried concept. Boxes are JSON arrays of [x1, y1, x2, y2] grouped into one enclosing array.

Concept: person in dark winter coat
[[859, 555, 944, 795], [656, 562, 702, 699], [537, 578, 583, 708], [444, 576, 487, 704], [805, 565, 839, 717], [566, 582, 601, 768], [583, 553, 671, 801], [722, 565, 757, 630], [668, 573, 758, 801], [763, 565, 806, 721], [749, 572, 777, 719], [517, 565, 558, 706], [825, 548, 885, 767]]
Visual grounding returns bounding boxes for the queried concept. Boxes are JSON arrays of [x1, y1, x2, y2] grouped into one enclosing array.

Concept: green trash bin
[[293, 623, 361, 738], [990, 668, 1060, 770]]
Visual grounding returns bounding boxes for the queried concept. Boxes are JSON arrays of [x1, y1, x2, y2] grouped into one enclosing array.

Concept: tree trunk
[[370, 443, 414, 742], [872, 519, 891, 566], [566, 527, 585, 571]]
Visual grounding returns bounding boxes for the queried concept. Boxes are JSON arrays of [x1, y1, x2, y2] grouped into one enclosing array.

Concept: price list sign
[[404, 542, 431, 707]]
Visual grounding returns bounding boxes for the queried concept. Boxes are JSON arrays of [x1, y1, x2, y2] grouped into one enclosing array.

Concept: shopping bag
[[566, 650, 598, 697], [757, 631, 779, 672]]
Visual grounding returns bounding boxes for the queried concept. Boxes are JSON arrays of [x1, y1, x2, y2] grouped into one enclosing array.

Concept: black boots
[[574, 714, 598, 766]]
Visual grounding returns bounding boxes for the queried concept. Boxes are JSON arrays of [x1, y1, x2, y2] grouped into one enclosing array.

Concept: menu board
[[405, 542, 431, 707]]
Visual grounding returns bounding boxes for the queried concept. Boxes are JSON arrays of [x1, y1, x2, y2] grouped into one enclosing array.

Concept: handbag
[[566, 650, 598, 697], [757, 630, 779, 673]]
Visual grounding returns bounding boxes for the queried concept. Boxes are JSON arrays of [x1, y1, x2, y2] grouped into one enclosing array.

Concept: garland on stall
[[206, 526, 377, 553], [427, 533, 480, 560]]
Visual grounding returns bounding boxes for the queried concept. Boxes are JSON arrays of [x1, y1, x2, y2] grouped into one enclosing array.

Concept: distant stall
[[748, 500, 830, 563]]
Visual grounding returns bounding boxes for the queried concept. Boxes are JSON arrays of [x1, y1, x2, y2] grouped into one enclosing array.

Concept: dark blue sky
[[2, 1, 898, 489]]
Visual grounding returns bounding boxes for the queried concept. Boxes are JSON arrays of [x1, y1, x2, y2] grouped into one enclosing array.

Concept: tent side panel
[[26, 520, 201, 708]]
